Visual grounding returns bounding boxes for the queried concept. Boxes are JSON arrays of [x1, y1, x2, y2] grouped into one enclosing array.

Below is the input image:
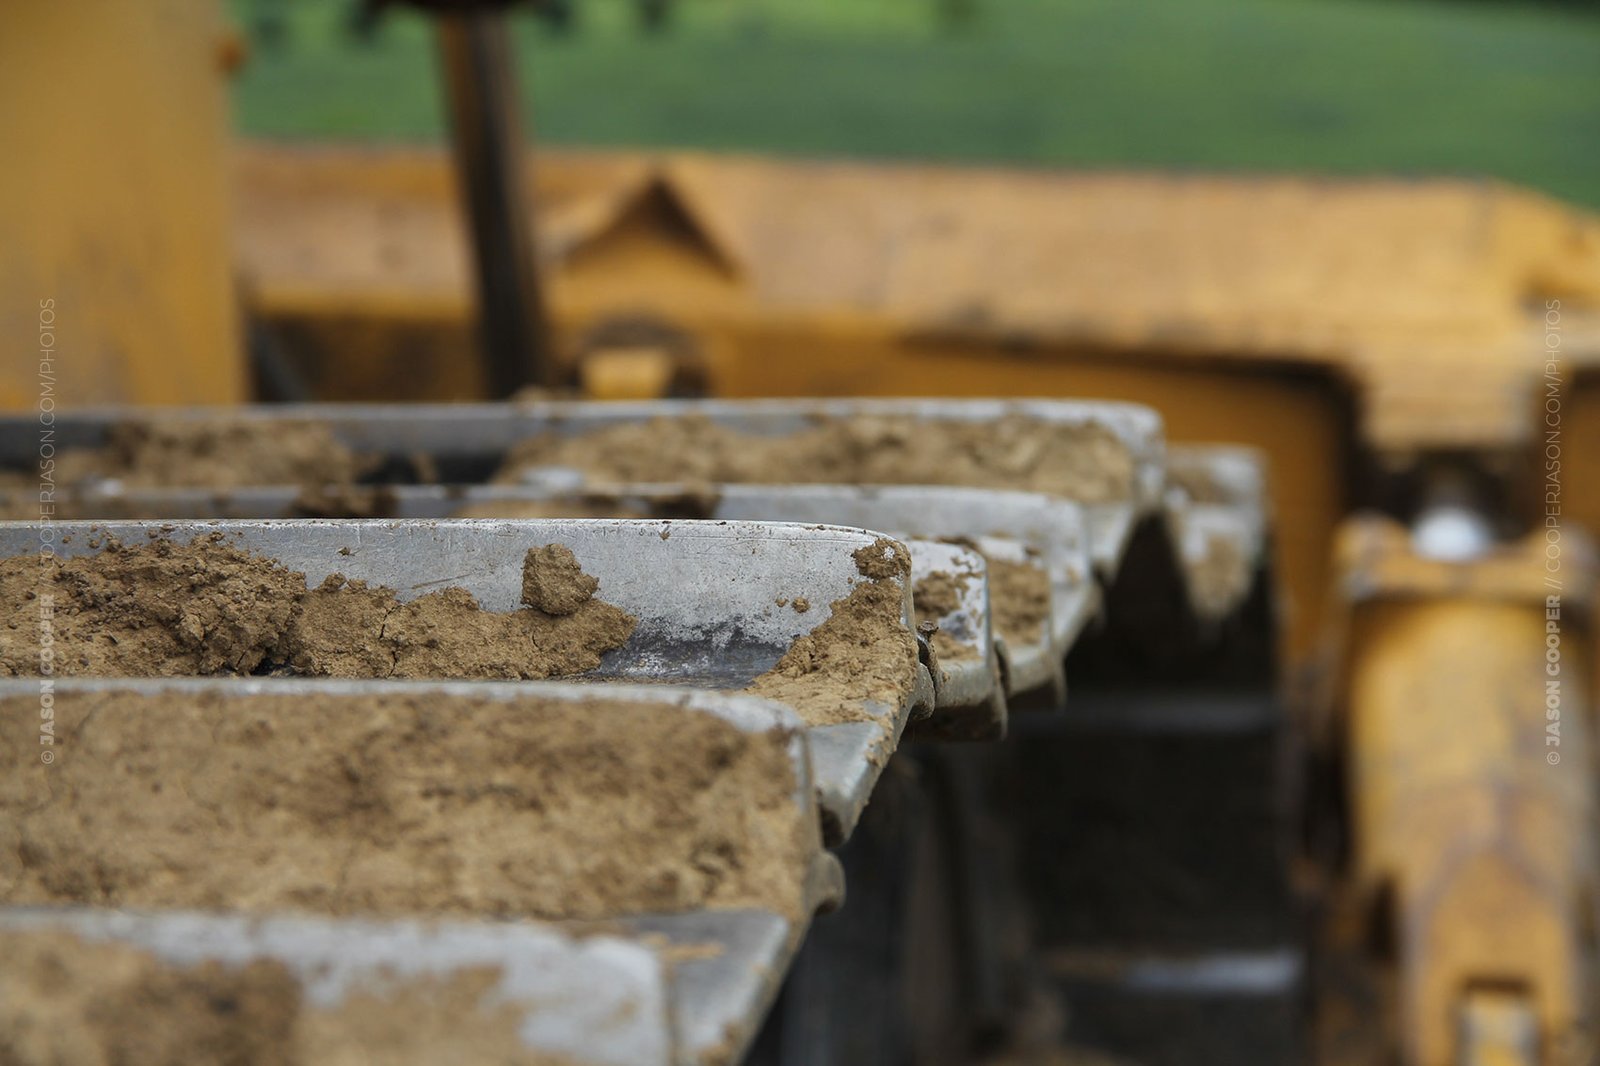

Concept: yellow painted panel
[[0, 0, 243, 410]]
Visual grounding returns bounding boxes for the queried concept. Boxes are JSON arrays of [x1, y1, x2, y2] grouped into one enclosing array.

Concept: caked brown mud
[[0, 690, 809, 922], [495, 413, 1136, 504], [0, 535, 634, 681]]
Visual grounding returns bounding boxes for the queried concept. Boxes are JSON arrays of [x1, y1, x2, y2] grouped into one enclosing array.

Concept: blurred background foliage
[[230, 0, 1600, 207]]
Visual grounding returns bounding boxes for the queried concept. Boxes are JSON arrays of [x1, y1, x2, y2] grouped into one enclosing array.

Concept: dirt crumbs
[[0, 690, 809, 922], [749, 538, 918, 726], [521, 543, 597, 614], [913, 570, 980, 663], [494, 413, 1137, 503], [0, 932, 584, 1066], [20, 418, 369, 491], [0, 536, 634, 681], [987, 556, 1053, 646], [852, 538, 911, 581]]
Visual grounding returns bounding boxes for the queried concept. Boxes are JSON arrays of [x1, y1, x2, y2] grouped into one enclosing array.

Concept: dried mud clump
[[852, 538, 911, 581], [0, 691, 810, 922], [280, 571, 634, 681], [0, 534, 306, 677], [494, 413, 1137, 503], [749, 538, 918, 726], [0, 535, 634, 681], [32, 417, 368, 491], [521, 544, 599, 615]]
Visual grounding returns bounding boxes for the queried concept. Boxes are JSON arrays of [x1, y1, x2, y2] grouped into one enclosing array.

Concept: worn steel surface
[[900, 538, 1005, 738], [1, 478, 1102, 674], [0, 404, 1278, 714], [0, 520, 931, 843], [0, 906, 673, 1066], [0, 406, 1292, 1060], [0, 397, 1153, 629], [707, 484, 1098, 649], [626, 909, 798, 1065], [0, 397, 1164, 512], [0, 675, 844, 1066]]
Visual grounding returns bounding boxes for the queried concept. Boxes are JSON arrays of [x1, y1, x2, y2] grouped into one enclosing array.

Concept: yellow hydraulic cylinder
[[1335, 518, 1597, 1065]]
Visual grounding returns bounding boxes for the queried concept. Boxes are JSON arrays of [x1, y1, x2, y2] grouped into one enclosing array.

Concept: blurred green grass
[[230, 0, 1600, 207]]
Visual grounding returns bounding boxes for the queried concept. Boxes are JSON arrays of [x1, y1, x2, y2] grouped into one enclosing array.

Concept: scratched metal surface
[[0, 398, 1162, 568], [0, 520, 932, 842], [0, 676, 846, 1066]]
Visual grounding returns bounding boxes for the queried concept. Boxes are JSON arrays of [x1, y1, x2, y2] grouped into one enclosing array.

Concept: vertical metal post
[[435, 12, 551, 395]]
